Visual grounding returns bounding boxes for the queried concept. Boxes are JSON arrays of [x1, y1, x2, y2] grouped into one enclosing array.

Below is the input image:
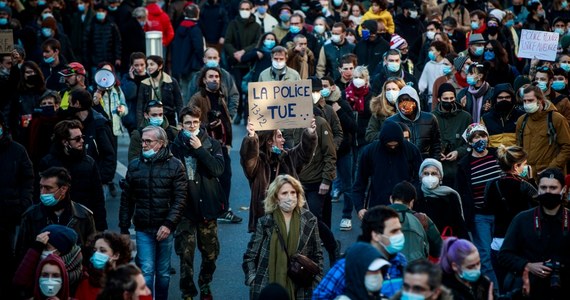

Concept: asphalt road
[[107, 123, 361, 299]]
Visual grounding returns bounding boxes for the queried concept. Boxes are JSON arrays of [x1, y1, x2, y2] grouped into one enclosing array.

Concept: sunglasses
[[68, 135, 85, 142]]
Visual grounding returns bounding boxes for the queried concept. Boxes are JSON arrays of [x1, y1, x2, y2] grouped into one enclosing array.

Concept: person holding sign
[[240, 118, 317, 233]]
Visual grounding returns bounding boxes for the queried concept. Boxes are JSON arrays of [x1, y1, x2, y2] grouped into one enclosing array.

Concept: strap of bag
[[547, 110, 557, 145]]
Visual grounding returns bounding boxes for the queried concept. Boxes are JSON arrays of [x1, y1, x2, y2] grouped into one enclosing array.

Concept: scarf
[[268, 209, 300, 300], [421, 184, 465, 220], [345, 83, 369, 113], [468, 81, 489, 122], [454, 72, 468, 88]]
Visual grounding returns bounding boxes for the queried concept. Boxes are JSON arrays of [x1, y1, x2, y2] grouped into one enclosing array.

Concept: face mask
[[387, 61, 400, 73], [301, 5, 309, 12], [385, 90, 399, 104], [561, 63, 570, 72], [409, 10, 418, 19], [139, 20, 145, 27], [552, 80, 566, 91], [361, 29, 370, 40], [494, 100, 513, 113], [563, 1, 569, 8], [321, 87, 331, 98], [536, 81, 548, 92], [0, 127, 3, 137], [142, 148, 156, 158], [523, 101, 539, 113], [96, 12, 106, 21], [428, 51, 436, 61], [538, 10, 545, 18], [364, 273, 383, 292], [537, 193, 564, 209], [505, 20, 514, 28], [333, 0, 343, 7], [312, 91, 321, 103], [422, 175, 440, 189], [280, 13, 290, 22], [448, 0, 456, 3], [460, 268, 481, 282], [346, 35, 355, 44], [41, 249, 57, 260], [271, 145, 282, 155], [289, 25, 301, 34], [314, 24, 325, 34], [149, 116, 163, 126], [471, 139, 487, 153], [148, 69, 160, 78], [205, 59, 218, 68], [399, 100, 417, 116], [90, 251, 110, 269], [278, 197, 297, 212], [38, 0, 46, 5], [39, 277, 62, 297], [272, 60, 286, 70], [257, 6, 266, 14], [441, 101, 455, 111], [108, 5, 118, 11], [383, 233, 405, 254], [77, 3, 85, 11], [40, 192, 59, 206], [555, 28, 565, 35], [402, 291, 426, 300], [41, 28, 53, 37], [42, 13, 53, 20], [474, 46, 484, 56], [263, 39, 276, 49], [471, 21, 480, 30], [0, 17, 8, 26], [331, 34, 341, 44], [426, 31, 436, 40], [206, 81, 219, 91], [442, 65, 452, 75], [466, 75, 478, 86], [484, 50, 495, 61], [353, 78, 365, 88], [239, 10, 251, 19], [0, 2, 6, 8]]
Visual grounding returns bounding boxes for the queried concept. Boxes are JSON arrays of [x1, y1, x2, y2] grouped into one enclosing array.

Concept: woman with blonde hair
[[243, 175, 323, 300], [365, 77, 405, 142]]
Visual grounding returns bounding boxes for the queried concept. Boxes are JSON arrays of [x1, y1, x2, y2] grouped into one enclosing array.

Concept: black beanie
[[438, 83, 456, 99], [41, 224, 78, 255]]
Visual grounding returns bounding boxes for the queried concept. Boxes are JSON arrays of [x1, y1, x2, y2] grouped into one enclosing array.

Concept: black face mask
[[25, 74, 41, 85], [537, 193, 564, 210], [149, 69, 160, 78], [487, 26, 499, 36], [67, 107, 86, 115], [401, 53, 408, 61], [385, 143, 400, 153], [513, 5, 522, 14], [494, 100, 514, 114], [38, 105, 56, 116], [441, 101, 455, 111]]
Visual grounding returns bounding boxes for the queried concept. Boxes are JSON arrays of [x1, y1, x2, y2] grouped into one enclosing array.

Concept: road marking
[[116, 161, 127, 178]]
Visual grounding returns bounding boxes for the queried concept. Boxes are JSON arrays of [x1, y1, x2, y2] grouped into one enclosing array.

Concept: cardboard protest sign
[[247, 80, 313, 131], [518, 29, 559, 61], [0, 29, 13, 54]]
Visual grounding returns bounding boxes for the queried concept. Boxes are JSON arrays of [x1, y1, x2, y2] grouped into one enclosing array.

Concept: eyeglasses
[[67, 135, 85, 142], [142, 139, 158, 146]]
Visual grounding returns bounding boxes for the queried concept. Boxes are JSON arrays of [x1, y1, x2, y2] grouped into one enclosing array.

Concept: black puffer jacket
[[386, 85, 442, 160], [119, 147, 187, 234], [39, 146, 107, 231], [83, 18, 121, 68], [171, 129, 225, 221], [80, 109, 117, 184]]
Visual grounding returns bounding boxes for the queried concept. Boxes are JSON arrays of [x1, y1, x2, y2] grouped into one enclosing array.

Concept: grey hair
[[133, 7, 148, 18], [142, 125, 169, 147]]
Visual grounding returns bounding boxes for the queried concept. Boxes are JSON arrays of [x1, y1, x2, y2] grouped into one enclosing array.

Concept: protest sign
[[518, 29, 559, 61], [248, 80, 313, 131], [0, 29, 13, 54]]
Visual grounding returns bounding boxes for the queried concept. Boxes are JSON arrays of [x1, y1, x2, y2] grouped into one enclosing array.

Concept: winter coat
[[70, 10, 94, 61], [286, 47, 315, 80], [171, 19, 204, 78], [121, 17, 146, 73], [457, 85, 494, 123], [481, 83, 525, 147], [415, 187, 470, 240], [95, 86, 128, 136], [170, 129, 225, 222], [442, 271, 493, 300], [325, 88, 357, 156], [136, 72, 183, 127], [316, 40, 355, 80], [394, 14, 426, 60], [240, 129, 317, 232], [516, 102, 570, 176], [39, 147, 107, 231], [40, 61, 67, 92], [199, 2, 229, 44], [353, 36, 390, 77], [119, 147, 187, 234], [145, 3, 174, 46], [128, 117, 179, 162], [258, 66, 301, 82], [316, 102, 344, 150], [83, 18, 121, 68], [81, 109, 117, 184], [243, 208, 323, 300], [370, 66, 418, 98], [360, 7, 394, 34], [547, 90, 570, 125], [188, 89, 233, 147], [241, 46, 272, 85], [224, 14, 261, 69], [0, 134, 33, 226], [298, 116, 337, 185], [28, 109, 63, 167]]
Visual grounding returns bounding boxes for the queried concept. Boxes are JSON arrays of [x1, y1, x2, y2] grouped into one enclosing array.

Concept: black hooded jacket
[[481, 83, 524, 147], [343, 242, 384, 300]]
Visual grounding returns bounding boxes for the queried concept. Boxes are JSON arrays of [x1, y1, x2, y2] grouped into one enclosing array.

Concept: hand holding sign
[[518, 29, 559, 61], [307, 118, 316, 134]]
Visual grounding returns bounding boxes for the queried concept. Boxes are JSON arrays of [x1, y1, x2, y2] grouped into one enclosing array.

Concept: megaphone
[[94, 69, 116, 90]]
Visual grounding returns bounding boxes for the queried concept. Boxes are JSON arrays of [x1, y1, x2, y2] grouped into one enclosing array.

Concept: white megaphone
[[94, 69, 116, 90]]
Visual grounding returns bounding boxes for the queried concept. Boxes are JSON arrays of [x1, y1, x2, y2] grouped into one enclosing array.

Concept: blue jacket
[[171, 19, 204, 77]]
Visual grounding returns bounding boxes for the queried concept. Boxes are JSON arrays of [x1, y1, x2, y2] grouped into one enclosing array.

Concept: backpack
[[517, 110, 557, 146], [398, 210, 429, 262]]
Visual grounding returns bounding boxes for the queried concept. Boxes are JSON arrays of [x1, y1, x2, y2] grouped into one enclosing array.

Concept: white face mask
[[272, 60, 286, 70], [409, 10, 418, 19], [385, 90, 399, 104], [353, 78, 366, 88], [312, 91, 321, 104], [39, 277, 62, 297], [41, 249, 57, 260], [239, 10, 251, 19], [364, 272, 383, 292], [523, 101, 539, 114], [331, 34, 341, 43], [422, 175, 440, 189], [426, 31, 436, 40], [278, 197, 297, 212]]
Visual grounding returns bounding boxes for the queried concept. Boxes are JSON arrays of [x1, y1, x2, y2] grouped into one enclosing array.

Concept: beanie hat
[[40, 225, 78, 256], [489, 9, 506, 22], [438, 83, 456, 99], [462, 123, 489, 143], [361, 20, 378, 33], [390, 34, 407, 50], [310, 76, 322, 91], [453, 56, 468, 72], [419, 158, 444, 178]]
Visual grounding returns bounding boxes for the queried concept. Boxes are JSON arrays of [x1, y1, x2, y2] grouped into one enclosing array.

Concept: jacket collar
[[141, 72, 173, 86]]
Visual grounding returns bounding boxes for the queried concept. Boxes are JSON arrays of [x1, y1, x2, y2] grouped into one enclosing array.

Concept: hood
[[491, 83, 515, 105], [344, 242, 383, 300], [379, 120, 404, 146], [177, 19, 197, 37], [396, 85, 421, 122], [146, 3, 165, 16], [33, 254, 70, 300]]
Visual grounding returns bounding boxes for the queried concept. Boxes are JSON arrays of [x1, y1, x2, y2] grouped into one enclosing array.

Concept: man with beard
[[67, 89, 117, 196], [58, 62, 88, 110], [353, 120, 422, 218], [500, 168, 570, 299], [38, 119, 107, 231]]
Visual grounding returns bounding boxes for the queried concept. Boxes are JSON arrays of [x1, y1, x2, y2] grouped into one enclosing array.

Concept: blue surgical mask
[[505, 20, 514, 28], [333, 0, 342, 6], [38, 0, 46, 5], [552, 80, 566, 91], [289, 25, 301, 34], [428, 51, 436, 61], [402, 291, 426, 300], [0, 2, 6, 8], [555, 28, 565, 35], [0, 17, 8, 26], [442, 65, 452, 75], [271, 145, 282, 155], [321, 87, 331, 98], [460, 268, 481, 282], [383, 233, 405, 254], [280, 14, 290, 22], [563, 1, 569, 8], [536, 80, 548, 92], [484, 50, 495, 61], [257, 6, 266, 14], [361, 29, 370, 40], [0, 127, 3, 136], [96, 12, 106, 21], [149, 116, 163, 126], [205, 59, 218, 68], [448, 0, 455, 3], [263, 39, 276, 49], [387, 62, 400, 72], [466, 75, 478, 86], [182, 129, 192, 138], [474, 46, 484, 56], [77, 3, 85, 12], [471, 21, 480, 30], [44, 56, 55, 64], [560, 63, 570, 72], [40, 191, 59, 206], [142, 148, 156, 158], [472, 139, 487, 153], [108, 5, 118, 11], [90, 251, 110, 269], [41, 28, 53, 37]]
